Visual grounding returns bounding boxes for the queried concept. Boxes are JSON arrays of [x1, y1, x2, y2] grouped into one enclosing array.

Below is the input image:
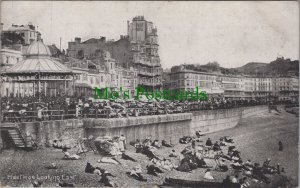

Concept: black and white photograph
[[0, 1, 299, 187]]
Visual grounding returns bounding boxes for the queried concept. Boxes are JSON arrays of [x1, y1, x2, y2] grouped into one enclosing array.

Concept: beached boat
[[163, 177, 240, 188]]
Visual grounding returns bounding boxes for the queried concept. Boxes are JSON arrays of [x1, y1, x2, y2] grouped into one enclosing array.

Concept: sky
[[1, 1, 299, 69]]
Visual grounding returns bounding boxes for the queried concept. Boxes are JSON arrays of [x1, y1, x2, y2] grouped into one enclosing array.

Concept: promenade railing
[[1, 101, 280, 123]]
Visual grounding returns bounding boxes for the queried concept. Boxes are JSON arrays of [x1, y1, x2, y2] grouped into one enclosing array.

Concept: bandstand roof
[[3, 41, 73, 76], [4, 58, 72, 75]]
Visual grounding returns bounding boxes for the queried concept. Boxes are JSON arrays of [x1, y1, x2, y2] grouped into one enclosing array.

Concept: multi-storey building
[[64, 58, 107, 97], [164, 64, 299, 102], [67, 16, 163, 92], [64, 50, 139, 98], [128, 16, 162, 91], [252, 77, 274, 101], [273, 76, 299, 102], [165, 65, 223, 97], [2, 22, 41, 45], [121, 67, 139, 97], [0, 46, 24, 97], [218, 75, 243, 99], [0, 46, 23, 71], [242, 77, 255, 99]]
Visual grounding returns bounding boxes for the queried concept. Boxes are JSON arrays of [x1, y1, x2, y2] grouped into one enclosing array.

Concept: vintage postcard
[[0, 1, 299, 187]]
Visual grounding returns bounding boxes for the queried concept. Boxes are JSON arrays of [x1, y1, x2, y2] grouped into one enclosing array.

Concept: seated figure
[[62, 148, 81, 160], [205, 138, 213, 147], [231, 161, 243, 171], [85, 162, 115, 177], [169, 149, 177, 157], [204, 169, 214, 180], [126, 165, 147, 182], [151, 140, 161, 148], [122, 152, 136, 162], [146, 165, 164, 176], [162, 140, 173, 147], [212, 141, 221, 151]]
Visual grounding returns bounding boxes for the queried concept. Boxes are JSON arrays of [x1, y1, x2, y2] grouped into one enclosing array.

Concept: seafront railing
[[0, 103, 274, 123]]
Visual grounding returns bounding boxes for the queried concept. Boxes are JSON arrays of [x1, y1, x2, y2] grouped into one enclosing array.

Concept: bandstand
[[1, 41, 75, 100]]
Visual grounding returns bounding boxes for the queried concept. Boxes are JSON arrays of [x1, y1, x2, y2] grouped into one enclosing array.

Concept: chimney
[[37, 32, 42, 41], [127, 20, 130, 36], [75, 37, 81, 43], [0, 23, 3, 33], [100, 37, 106, 42]]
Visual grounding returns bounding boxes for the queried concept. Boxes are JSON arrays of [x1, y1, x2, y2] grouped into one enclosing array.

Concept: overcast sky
[[1, 1, 299, 68]]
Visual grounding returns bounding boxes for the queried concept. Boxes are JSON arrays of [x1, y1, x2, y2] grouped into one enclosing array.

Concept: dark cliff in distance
[[234, 57, 299, 76], [178, 57, 298, 77]]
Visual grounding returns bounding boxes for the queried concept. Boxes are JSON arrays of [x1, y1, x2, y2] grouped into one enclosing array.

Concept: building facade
[[164, 64, 299, 102], [165, 65, 224, 97], [66, 16, 163, 92], [2, 22, 41, 45], [64, 50, 139, 98], [272, 76, 299, 102], [128, 16, 163, 91], [0, 47, 23, 71], [0, 47, 24, 97]]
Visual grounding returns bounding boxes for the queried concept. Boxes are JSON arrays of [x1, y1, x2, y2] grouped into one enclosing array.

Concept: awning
[[75, 83, 92, 88]]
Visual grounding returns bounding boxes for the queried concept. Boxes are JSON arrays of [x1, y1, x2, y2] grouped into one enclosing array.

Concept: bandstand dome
[[25, 41, 52, 57], [4, 41, 72, 75]]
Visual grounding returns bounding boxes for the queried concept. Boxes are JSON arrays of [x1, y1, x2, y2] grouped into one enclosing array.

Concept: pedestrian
[[119, 134, 126, 152], [278, 141, 283, 151], [191, 140, 196, 149], [277, 163, 281, 174]]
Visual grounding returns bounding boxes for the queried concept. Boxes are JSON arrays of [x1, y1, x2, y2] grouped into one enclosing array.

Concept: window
[[83, 74, 88, 81]]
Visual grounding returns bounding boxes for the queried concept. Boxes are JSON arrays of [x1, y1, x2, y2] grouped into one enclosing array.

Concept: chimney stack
[[75, 37, 81, 43], [127, 20, 130, 36], [0, 23, 3, 32]]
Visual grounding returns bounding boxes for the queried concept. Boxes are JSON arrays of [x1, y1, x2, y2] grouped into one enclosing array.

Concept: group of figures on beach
[[33, 128, 289, 188]]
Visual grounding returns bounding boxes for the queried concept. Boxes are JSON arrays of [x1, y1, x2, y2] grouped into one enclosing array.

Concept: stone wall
[[84, 113, 192, 143], [190, 105, 268, 134], [84, 105, 267, 143], [1, 106, 267, 147], [1, 119, 84, 147]]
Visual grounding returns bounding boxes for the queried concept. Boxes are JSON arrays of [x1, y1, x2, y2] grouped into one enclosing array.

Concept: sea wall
[[1, 106, 267, 147], [84, 113, 192, 144], [1, 119, 84, 147], [190, 105, 268, 134], [84, 105, 267, 143]]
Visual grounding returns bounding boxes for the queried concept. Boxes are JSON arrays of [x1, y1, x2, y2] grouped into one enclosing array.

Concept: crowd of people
[[173, 133, 287, 187], [1, 95, 282, 123], [38, 130, 288, 187]]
